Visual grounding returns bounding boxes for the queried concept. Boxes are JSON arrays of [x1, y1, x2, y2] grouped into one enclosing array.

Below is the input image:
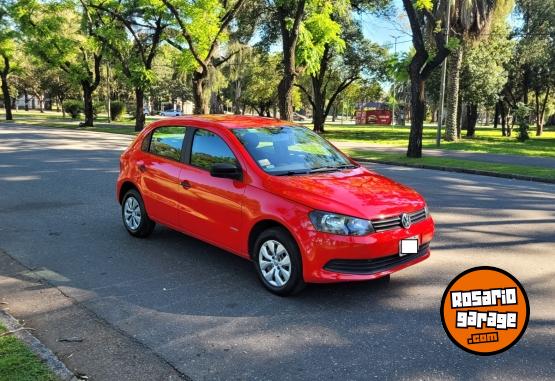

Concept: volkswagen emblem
[[401, 213, 412, 229]]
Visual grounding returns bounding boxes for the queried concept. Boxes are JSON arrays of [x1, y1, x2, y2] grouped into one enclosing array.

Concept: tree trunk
[[24, 90, 29, 111], [233, 80, 242, 115], [82, 82, 94, 127], [134, 88, 146, 132], [59, 95, 66, 118], [312, 76, 325, 133], [407, 64, 426, 158], [192, 71, 209, 114], [457, 99, 463, 139], [1, 74, 13, 121], [494, 101, 500, 129], [278, 34, 296, 121], [536, 88, 550, 136], [0, 55, 12, 120], [500, 101, 508, 136], [466, 104, 478, 137], [445, 47, 463, 141]]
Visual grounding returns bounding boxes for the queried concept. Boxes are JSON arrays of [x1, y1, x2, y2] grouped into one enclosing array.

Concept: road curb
[[354, 157, 555, 185], [0, 309, 78, 381]]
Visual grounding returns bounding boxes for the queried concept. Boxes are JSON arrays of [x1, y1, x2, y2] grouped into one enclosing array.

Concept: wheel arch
[[118, 181, 139, 204], [247, 219, 300, 260]]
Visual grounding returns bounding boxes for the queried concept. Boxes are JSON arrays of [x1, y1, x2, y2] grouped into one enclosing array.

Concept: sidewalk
[[0, 250, 187, 381], [333, 141, 555, 169]]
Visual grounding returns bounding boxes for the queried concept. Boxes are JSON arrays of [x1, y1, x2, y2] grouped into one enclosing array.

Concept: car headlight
[[424, 205, 430, 218], [309, 211, 374, 236]]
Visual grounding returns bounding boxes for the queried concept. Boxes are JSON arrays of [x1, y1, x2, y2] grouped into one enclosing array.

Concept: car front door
[[179, 128, 246, 254], [138, 126, 190, 229]]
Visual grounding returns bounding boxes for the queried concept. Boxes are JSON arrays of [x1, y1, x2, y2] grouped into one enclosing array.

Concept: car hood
[[264, 167, 425, 219]]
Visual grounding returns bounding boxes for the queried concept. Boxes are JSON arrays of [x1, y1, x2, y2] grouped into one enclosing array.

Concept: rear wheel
[[253, 227, 305, 296], [122, 189, 155, 238]]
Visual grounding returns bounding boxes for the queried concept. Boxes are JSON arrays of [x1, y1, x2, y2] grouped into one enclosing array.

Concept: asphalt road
[[1, 124, 554, 380]]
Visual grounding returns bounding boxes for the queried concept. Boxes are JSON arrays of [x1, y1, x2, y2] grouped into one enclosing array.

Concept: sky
[[359, 0, 413, 54]]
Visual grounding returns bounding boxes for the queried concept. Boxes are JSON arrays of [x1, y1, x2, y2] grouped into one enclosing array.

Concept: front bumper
[[298, 217, 435, 283]]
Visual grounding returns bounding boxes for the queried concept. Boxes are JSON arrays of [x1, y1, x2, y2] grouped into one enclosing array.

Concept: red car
[[117, 115, 434, 295]]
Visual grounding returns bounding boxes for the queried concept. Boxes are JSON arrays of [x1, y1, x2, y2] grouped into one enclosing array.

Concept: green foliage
[[93, 101, 105, 118], [461, 22, 514, 108], [63, 99, 84, 119], [414, 0, 433, 11], [14, 0, 100, 86], [110, 100, 126, 121], [515, 102, 531, 141], [170, 0, 226, 73], [241, 51, 281, 111], [296, 0, 346, 76]]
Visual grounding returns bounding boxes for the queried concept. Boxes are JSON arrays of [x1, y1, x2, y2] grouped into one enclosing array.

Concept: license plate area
[[399, 236, 419, 257]]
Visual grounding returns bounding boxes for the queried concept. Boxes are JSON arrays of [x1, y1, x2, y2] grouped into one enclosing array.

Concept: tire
[[122, 189, 155, 238], [253, 227, 305, 296]]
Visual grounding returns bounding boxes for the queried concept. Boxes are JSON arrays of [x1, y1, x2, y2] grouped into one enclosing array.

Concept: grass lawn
[[2, 109, 139, 135], [345, 149, 555, 182], [2, 109, 554, 180], [0, 325, 57, 381], [324, 124, 555, 158]]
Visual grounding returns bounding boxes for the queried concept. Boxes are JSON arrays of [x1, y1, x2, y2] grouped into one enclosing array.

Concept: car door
[[138, 126, 190, 229], [179, 128, 247, 254]]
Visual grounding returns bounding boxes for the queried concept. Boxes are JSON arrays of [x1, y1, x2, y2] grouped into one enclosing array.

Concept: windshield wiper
[[274, 170, 310, 176], [274, 165, 357, 176], [308, 164, 357, 174]]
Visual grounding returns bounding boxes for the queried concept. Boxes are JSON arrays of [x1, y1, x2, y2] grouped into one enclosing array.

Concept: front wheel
[[253, 227, 305, 296], [122, 189, 155, 238]]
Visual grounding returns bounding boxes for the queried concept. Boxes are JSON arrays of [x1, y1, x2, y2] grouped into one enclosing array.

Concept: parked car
[[117, 115, 435, 295], [160, 109, 182, 117]]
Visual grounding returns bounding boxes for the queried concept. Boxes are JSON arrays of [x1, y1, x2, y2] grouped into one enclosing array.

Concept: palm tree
[[444, 0, 501, 141]]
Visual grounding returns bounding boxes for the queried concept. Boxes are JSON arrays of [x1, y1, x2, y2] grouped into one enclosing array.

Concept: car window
[[148, 126, 187, 161], [190, 129, 238, 170], [232, 126, 352, 175]]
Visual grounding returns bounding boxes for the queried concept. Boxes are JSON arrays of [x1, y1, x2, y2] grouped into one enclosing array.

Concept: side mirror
[[210, 163, 242, 180]]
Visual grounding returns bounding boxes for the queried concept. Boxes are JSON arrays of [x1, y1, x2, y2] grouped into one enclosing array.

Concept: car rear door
[[138, 126, 190, 229], [178, 128, 247, 254]]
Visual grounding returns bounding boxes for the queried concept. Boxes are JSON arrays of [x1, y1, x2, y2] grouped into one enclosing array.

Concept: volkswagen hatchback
[[117, 115, 435, 295]]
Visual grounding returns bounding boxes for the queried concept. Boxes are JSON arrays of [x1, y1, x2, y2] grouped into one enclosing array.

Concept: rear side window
[[148, 127, 187, 161], [190, 129, 238, 170]]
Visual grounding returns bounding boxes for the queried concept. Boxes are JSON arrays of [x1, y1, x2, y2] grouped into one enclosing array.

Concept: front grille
[[324, 243, 430, 275], [372, 208, 427, 232]]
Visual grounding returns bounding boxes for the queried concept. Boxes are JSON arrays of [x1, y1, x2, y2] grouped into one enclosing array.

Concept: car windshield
[[232, 126, 356, 176]]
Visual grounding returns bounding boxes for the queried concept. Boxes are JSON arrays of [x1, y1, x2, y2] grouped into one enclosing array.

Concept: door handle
[[138, 164, 146, 173], [180, 180, 192, 189]]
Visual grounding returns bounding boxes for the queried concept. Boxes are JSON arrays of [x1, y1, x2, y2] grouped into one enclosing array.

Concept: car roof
[[151, 115, 297, 130]]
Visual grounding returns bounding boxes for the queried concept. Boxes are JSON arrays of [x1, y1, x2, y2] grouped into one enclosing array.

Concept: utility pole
[[391, 35, 401, 127], [436, 0, 451, 147], [106, 64, 112, 123]]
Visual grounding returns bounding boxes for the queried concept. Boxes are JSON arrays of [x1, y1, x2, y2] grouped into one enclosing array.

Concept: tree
[[83, 0, 168, 131], [162, 0, 247, 115], [240, 51, 281, 116], [460, 21, 513, 137], [444, 0, 505, 141], [402, 0, 451, 158], [0, 0, 16, 120], [296, 19, 386, 132], [265, 0, 348, 121], [15, 0, 103, 126], [515, 0, 555, 136]]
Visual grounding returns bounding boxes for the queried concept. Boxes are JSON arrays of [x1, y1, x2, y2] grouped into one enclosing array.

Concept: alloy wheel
[[124, 196, 141, 230], [259, 240, 292, 287]]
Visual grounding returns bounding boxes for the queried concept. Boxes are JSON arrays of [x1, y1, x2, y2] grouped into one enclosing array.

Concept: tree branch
[[294, 83, 315, 108]]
